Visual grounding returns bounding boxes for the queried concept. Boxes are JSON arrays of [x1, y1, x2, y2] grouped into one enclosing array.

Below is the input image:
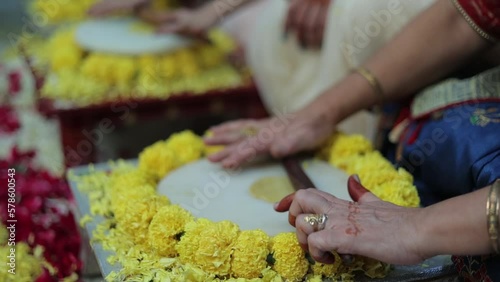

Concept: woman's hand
[[285, 0, 332, 49], [88, 0, 218, 37], [88, 0, 150, 16], [274, 175, 426, 265], [204, 105, 336, 169], [153, 7, 219, 37]]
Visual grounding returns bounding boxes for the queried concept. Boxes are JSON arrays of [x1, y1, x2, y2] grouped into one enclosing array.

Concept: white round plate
[[75, 18, 192, 55], [157, 159, 350, 236]]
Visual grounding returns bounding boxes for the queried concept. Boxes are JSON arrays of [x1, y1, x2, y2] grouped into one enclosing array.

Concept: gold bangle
[[486, 179, 500, 253], [353, 67, 384, 101]]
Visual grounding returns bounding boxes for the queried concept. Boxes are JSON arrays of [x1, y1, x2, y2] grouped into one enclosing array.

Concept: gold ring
[[304, 214, 328, 232], [241, 127, 258, 137]]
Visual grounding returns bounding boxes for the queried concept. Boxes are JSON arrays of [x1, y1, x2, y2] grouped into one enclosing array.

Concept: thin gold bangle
[[487, 179, 500, 253], [353, 67, 384, 101]]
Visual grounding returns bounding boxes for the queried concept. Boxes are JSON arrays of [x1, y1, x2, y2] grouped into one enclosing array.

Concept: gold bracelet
[[353, 67, 384, 101], [487, 179, 500, 253]]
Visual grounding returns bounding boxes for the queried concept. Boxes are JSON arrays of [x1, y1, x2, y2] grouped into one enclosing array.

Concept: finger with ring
[[241, 126, 258, 137], [304, 213, 328, 232]]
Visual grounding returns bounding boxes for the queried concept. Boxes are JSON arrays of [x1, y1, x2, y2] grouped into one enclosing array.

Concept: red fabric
[[457, 0, 500, 40], [8, 71, 21, 95]]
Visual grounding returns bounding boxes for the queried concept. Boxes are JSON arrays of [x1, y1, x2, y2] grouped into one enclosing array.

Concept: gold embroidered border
[[451, 0, 497, 43]]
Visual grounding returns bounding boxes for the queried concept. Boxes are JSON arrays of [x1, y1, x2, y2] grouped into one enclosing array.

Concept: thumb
[[347, 174, 379, 203]]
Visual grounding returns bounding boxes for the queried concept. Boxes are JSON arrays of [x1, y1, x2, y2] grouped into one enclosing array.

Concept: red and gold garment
[[454, 0, 500, 42]]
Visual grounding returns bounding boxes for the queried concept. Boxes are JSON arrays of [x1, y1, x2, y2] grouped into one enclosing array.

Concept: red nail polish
[[348, 175, 369, 202]]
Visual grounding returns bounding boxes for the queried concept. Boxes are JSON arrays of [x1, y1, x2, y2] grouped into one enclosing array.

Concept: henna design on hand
[[345, 201, 363, 236]]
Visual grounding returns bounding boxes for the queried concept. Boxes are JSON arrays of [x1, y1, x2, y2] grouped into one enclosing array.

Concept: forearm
[[200, 0, 257, 19], [313, 0, 493, 124], [416, 184, 496, 258]]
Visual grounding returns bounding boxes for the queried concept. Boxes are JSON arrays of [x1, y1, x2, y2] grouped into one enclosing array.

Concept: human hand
[[88, 0, 150, 16], [204, 106, 335, 169], [274, 175, 425, 265], [153, 7, 219, 37], [285, 0, 332, 49]]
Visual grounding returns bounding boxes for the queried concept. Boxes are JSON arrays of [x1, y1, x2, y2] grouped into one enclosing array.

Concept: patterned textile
[[395, 67, 500, 280], [411, 67, 500, 118], [455, 0, 500, 42], [452, 255, 498, 282]]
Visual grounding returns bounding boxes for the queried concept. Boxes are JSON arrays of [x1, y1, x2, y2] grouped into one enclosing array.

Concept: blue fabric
[[399, 102, 500, 206], [397, 101, 500, 281]]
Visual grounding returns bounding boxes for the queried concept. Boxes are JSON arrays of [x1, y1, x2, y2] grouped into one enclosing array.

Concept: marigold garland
[[30, 0, 177, 25], [24, 26, 245, 107], [73, 130, 420, 281]]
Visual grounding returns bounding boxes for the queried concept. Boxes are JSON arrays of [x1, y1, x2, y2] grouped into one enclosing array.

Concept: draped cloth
[[245, 0, 435, 140], [455, 0, 500, 42], [399, 66, 500, 281]]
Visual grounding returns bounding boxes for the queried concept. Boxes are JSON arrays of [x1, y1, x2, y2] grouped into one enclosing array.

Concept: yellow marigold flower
[[112, 56, 137, 85], [161, 54, 179, 79], [208, 29, 237, 53], [231, 229, 270, 278], [328, 133, 373, 163], [165, 130, 205, 165], [148, 205, 194, 257], [198, 45, 225, 68], [305, 274, 323, 282], [371, 178, 420, 207], [80, 53, 114, 86], [271, 232, 308, 281], [355, 256, 391, 278], [181, 263, 215, 281], [32, 0, 97, 24], [118, 194, 170, 245], [111, 184, 157, 222], [261, 267, 284, 282], [139, 140, 180, 181], [46, 29, 82, 72], [311, 252, 341, 277], [0, 223, 7, 245], [109, 168, 156, 189], [138, 54, 158, 72], [176, 218, 214, 264], [194, 220, 240, 275], [0, 243, 44, 281], [175, 49, 200, 77], [51, 47, 82, 72], [177, 219, 239, 276]]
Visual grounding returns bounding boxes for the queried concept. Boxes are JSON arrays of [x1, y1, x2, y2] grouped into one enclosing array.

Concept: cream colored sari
[[223, 0, 435, 140]]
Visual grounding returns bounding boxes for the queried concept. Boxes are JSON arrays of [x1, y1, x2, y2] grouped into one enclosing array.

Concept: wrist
[[411, 206, 438, 260], [316, 72, 379, 125], [415, 188, 494, 258]]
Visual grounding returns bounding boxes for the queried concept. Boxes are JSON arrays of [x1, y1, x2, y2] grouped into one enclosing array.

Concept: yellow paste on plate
[[250, 176, 294, 203]]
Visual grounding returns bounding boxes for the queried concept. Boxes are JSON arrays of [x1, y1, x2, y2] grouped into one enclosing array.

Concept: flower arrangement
[[30, 0, 177, 25], [23, 26, 244, 107], [0, 147, 81, 282], [73, 130, 420, 281]]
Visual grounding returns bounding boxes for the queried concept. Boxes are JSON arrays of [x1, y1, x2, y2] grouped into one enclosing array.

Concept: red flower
[[1, 147, 82, 280], [8, 71, 21, 95], [0, 106, 20, 134]]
